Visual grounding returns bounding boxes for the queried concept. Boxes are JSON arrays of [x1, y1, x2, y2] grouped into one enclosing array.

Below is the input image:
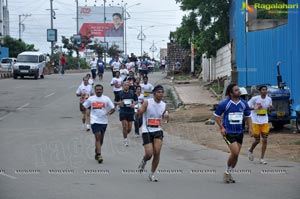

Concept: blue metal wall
[[230, 0, 300, 106]]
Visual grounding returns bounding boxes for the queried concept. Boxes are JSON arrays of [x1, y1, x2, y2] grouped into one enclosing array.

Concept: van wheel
[[34, 71, 39, 79], [21, 75, 24, 79], [40, 71, 44, 79], [13, 73, 18, 79]]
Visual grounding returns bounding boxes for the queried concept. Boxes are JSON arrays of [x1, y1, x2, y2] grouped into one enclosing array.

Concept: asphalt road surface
[[0, 72, 299, 199]]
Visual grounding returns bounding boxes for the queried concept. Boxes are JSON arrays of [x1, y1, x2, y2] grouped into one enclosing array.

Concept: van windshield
[[17, 55, 38, 63], [1, 58, 12, 63]]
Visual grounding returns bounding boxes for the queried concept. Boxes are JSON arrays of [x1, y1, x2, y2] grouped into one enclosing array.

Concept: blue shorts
[[91, 124, 107, 134]]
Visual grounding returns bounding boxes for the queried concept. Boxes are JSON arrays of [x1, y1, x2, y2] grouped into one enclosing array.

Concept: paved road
[[0, 72, 299, 199]]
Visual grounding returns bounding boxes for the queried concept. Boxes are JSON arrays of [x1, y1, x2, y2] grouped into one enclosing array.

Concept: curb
[[0, 72, 13, 79]]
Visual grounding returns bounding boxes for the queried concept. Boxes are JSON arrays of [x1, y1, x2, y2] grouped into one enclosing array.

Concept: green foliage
[[173, 0, 230, 58], [88, 39, 106, 58], [1, 36, 38, 57], [107, 44, 123, 58]]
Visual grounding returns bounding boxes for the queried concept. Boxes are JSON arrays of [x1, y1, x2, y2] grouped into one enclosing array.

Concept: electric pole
[[18, 14, 31, 40]]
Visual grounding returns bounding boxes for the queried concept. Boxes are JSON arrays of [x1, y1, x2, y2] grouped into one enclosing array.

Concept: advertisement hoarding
[[78, 6, 124, 51]]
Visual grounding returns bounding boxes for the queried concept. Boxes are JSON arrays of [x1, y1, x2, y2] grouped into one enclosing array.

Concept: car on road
[[13, 51, 46, 79], [0, 57, 17, 72]]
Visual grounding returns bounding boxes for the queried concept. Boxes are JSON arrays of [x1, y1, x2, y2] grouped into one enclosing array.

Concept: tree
[[107, 44, 123, 58], [1, 36, 37, 57], [88, 39, 106, 58], [173, 0, 229, 58]]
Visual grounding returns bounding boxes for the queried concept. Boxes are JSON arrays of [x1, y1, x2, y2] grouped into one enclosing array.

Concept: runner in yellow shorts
[[247, 85, 273, 164]]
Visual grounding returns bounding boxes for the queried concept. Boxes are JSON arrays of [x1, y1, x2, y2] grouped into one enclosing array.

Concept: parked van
[[0, 57, 17, 72], [13, 51, 46, 79]]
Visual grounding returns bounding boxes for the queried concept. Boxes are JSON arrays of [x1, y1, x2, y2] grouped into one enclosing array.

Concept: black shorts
[[91, 124, 107, 134], [142, 131, 164, 145], [140, 70, 148, 76], [91, 69, 97, 79], [119, 112, 135, 121], [223, 133, 244, 145]]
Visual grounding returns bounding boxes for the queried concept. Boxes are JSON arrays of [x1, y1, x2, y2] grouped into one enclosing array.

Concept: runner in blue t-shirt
[[214, 83, 253, 184], [97, 57, 105, 80]]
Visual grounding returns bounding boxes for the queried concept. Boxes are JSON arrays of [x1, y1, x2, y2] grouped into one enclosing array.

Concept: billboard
[[79, 6, 124, 50]]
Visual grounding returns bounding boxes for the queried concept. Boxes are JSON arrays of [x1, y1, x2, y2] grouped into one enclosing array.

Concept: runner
[[110, 71, 123, 101], [76, 77, 94, 131], [90, 57, 97, 80], [136, 85, 169, 182], [134, 85, 144, 137], [97, 56, 105, 81], [139, 57, 149, 79], [140, 76, 154, 100], [124, 70, 136, 91], [214, 83, 252, 183], [119, 63, 129, 81], [111, 56, 121, 77], [114, 81, 138, 146], [247, 85, 273, 164], [83, 84, 115, 163]]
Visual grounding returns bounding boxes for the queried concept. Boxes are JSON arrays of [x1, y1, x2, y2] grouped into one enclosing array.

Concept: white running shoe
[[248, 148, 254, 161], [148, 174, 158, 182], [260, 159, 267, 164], [86, 124, 90, 131], [138, 158, 146, 172], [123, 139, 129, 147]]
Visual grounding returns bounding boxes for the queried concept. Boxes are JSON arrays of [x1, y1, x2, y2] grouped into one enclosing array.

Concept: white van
[[13, 51, 46, 79]]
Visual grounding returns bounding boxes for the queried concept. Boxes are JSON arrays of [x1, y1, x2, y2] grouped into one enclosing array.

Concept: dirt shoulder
[[164, 104, 300, 163]]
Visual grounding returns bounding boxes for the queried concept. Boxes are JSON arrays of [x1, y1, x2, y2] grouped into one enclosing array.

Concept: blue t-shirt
[[214, 98, 251, 134], [97, 60, 105, 72], [140, 60, 149, 71]]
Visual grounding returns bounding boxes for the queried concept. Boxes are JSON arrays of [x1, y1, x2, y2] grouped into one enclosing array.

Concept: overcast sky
[[9, 0, 185, 58]]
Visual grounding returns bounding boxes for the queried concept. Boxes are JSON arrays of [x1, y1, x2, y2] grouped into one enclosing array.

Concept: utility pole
[[137, 25, 146, 57], [50, 0, 54, 57], [103, 0, 107, 68], [191, 31, 195, 76], [150, 40, 157, 59], [76, 0, 79, 33], [18, 14, 31, 40]]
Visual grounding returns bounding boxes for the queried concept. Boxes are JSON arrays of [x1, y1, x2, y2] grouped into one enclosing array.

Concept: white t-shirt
[[76, 84, 93, 97], [142, 98, 166, 133], [83, 95, 115, 124], [90, 60, 97, 70], [112, 61, 121, 72], [119, 68, 129, 81], [140, 83, 154, 99], [248, 95, 272, 124], [134, 93, 144, 113], [80, 79, 94, 86], [126, 62, 135, 71], [110, 77, 123, 92]]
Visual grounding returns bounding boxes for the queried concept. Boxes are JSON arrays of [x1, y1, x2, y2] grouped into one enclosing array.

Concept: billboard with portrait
[[78, 6, 124, 50]]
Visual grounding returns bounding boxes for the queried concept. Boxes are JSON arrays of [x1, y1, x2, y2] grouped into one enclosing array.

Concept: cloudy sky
[[9, 0, 185, 58]]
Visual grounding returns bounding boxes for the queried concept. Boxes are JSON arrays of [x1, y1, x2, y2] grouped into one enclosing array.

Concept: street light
[[129, 25, 155, 57], [149, 40, 165, 59], [123, 2, 141, 56]]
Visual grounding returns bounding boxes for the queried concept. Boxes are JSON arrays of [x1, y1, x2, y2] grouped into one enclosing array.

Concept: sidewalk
[[0, 71, 12, 79], [173, 80, 220, 105]]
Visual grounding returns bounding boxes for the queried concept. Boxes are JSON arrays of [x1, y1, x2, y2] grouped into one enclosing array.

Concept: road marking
[[0, 173, 17, 180], [17, 103, 30, 110], [44, 92, 55, 98], [15, 85, 25, 89]]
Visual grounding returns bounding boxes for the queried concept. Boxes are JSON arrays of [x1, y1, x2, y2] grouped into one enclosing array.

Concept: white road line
[[44, 92, 55, 98], [0, 173, 17, 180], [17, 103, 30, 110], [15, 85, 25, 89]]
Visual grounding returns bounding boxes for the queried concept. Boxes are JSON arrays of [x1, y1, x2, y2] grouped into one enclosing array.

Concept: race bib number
[[144, 92, 150, 97], [147, 118, 161, 127], [92, 102, 105, 109], [228, 112, 243, 124], [123, 99, 132, 107]]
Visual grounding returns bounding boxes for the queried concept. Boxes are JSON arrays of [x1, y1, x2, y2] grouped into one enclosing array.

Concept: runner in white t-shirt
[[126, 57, 135, 72], [119, 64, 129, 81], [83, 84, 115, 163], [140, 76, 154, 99], [136, 85, 169, 182], [110, 71, 123, 101], [247, 85, 273, 164], [76, 77, 94, 131], [111, 57, 121, 77], [90, 57, 98, 80]]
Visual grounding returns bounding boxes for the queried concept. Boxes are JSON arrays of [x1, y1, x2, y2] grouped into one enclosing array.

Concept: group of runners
[[75, 55, 168, 182], [75, 54, 272, 183]]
